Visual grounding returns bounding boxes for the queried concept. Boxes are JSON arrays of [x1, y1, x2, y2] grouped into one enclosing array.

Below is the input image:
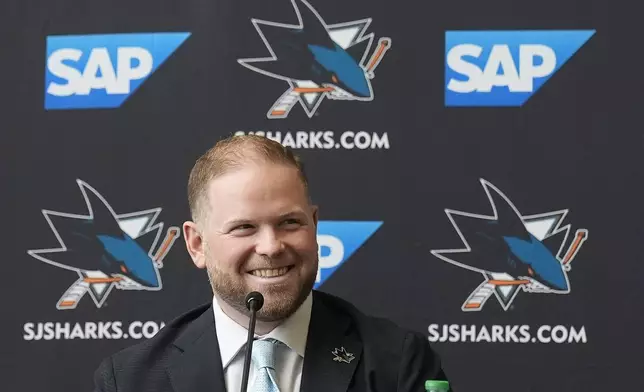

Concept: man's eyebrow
[[277, 210, 306, 219], [222, 210, 307, 226], [223, 218, 252, 227]]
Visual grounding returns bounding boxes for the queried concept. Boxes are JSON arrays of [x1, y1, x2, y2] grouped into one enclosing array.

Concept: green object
[[425, 380, 450, 392]]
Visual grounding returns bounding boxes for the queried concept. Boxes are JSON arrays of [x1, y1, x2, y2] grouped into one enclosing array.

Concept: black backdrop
[[4, 0, 643, 390]]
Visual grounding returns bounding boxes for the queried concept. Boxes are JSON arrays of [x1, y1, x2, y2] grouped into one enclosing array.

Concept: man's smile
[[247, 265, 295, 279]]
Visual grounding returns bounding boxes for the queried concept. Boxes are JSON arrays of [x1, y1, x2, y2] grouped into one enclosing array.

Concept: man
[[93, 135, 450, 392]]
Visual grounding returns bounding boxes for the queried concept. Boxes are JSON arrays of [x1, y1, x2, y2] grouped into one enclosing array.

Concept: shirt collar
[[212, 291, 313, 368]]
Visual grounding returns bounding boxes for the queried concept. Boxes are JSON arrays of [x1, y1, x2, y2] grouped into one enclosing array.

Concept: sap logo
[[445, 30, 595, 106], [45, 33, 190, 110], [314, 221, 382, 287]]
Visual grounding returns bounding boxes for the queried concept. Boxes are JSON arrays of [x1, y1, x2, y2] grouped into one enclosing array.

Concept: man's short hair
[[187, 134, 309, 223]]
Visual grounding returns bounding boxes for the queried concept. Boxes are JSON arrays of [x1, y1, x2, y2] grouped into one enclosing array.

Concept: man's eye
[[233, 224, 254, 232], [282, 219, 302, 227]]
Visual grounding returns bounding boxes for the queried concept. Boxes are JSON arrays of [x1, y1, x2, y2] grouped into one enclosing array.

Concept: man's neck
[[215, 294, 281, 335]]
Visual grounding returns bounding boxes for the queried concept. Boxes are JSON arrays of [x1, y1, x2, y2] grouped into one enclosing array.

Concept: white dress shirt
[[212, 292, 312, 392]]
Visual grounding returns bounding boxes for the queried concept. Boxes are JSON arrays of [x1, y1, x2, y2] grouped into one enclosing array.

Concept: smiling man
[[92, 135, 451, 392], [187, 143, 319, 338]]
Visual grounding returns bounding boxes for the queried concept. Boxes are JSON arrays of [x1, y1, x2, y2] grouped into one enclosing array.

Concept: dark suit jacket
[[93, 290, 449, 391]]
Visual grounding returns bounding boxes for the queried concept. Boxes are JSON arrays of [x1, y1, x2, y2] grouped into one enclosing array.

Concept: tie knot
[[252, 339, 278, 370]]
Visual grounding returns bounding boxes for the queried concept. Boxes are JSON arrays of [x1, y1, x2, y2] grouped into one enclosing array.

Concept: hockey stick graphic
[[56, 227, 180, 310], [461, 229, 588, 311], [267, 37, 391, 119]]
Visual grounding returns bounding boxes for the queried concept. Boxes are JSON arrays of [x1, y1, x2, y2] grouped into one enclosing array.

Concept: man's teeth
[[250, 267, 289, 278]]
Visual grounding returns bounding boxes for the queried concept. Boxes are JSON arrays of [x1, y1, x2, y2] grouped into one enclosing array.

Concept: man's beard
[[204, 245, 317, 322]]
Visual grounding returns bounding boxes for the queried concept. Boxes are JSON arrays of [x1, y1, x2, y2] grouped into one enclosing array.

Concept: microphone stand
[[240, 292, 264, 392]]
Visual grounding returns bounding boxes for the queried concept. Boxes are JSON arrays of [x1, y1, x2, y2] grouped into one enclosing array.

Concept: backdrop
[[4, 0, 642, 391]]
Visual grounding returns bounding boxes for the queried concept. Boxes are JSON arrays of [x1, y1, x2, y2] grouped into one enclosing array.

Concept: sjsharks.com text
[[428, 324, 587, 344], [235, 130, 390, 150], [23, 321, 165, 341]]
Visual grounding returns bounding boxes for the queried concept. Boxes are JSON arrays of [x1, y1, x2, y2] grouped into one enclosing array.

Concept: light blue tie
[[251, 339, 281, 392]]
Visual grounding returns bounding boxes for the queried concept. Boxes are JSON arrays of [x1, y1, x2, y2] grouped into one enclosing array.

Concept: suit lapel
[[167, 305, 227, 392], [301, 292, 362, 392]]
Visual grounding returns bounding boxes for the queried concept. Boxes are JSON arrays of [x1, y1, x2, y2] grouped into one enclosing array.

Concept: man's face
[[200, 162, 318, 321]]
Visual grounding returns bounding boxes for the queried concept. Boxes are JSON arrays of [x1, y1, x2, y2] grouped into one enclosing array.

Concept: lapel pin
[[332, 347, 355, 363]]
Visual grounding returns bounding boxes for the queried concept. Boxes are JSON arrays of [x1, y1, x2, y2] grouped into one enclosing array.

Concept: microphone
[[240, 292, 264, 392]]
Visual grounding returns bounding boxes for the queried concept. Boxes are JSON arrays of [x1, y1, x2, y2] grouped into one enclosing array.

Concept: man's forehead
[[208, 199, 309, 226], [203, 164, 308, 218], [208, 163, 305, 195]]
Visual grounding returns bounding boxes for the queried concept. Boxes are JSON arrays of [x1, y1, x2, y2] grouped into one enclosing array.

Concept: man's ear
[[182, 221, 206, 269], [311, 205, 319, 227]]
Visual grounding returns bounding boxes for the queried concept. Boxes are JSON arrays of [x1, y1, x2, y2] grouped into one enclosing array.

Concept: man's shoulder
[[311, 291, 449, 389], [313, 290, 422, 343], [108, 302, 212, 368]]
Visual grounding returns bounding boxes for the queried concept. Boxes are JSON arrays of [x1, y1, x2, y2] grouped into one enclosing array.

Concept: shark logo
[[238, 0, 391, 119], [27, 180, 180, 310], [431, 179, 588, 312], [332, 347, 355, 364]]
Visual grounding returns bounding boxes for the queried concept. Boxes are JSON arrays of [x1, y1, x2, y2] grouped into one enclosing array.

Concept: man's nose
[[255, 227, 284, 257]]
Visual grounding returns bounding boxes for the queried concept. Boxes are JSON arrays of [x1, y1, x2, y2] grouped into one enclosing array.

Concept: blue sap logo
[[445, 30, 595, 106], [314, 221, 382, 288], [45, 33, 190, 110]]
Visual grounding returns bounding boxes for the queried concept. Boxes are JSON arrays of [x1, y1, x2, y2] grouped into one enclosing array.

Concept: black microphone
[[240, 291, 264, 392]]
